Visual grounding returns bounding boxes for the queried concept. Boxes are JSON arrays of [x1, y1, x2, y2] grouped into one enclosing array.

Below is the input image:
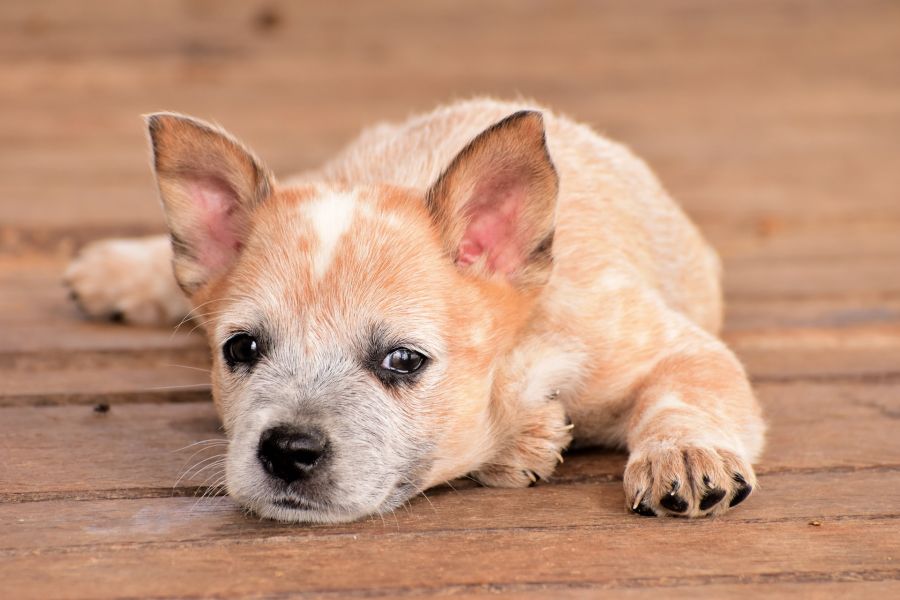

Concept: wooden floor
[[2, 1, 899, 598]]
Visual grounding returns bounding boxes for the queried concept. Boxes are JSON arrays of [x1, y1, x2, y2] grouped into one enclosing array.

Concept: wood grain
[[2, 469, 896, 554], [1, 519, 897, 600]]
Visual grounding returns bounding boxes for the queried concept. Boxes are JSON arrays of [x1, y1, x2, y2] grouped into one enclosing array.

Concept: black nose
[[258, 425, 328, 483]]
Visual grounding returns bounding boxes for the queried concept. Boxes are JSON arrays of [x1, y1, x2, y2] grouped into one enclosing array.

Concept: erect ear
[[425, 110, 558, 288], [145, 112, 274, 295]]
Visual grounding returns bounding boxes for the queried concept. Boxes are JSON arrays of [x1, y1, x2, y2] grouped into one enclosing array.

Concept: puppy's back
[[293, 98, 721, 332]]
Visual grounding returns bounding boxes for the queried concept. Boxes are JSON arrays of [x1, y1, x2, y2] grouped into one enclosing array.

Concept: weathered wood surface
[[2, 381, 897, 500], [2, 0, 899, 598]]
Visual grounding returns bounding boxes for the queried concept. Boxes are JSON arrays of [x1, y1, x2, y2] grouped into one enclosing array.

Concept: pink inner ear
[[188, 177, 243, 273], [457, 181, 526, 275]]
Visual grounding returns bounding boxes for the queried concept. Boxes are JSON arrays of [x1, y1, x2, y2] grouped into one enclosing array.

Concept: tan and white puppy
[[65, 99, 765, 522]]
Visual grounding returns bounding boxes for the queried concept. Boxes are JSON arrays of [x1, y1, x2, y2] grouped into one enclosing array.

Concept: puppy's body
[[66, 99, 764, 521]]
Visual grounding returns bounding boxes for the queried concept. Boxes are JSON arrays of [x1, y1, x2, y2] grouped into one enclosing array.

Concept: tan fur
[[65, 98, 764, 521]]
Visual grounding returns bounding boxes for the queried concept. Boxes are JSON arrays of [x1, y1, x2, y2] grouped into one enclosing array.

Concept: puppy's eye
[[224, 333, 260, 367], [380, 348, 425, 374]]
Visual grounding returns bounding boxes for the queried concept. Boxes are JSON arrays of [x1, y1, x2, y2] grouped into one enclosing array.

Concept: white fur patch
[[303, 191, 358, 280], [519, 343, 588, 408]]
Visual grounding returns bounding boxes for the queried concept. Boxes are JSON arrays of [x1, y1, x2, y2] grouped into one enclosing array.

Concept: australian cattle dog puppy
[[65, 99, 765, 522]]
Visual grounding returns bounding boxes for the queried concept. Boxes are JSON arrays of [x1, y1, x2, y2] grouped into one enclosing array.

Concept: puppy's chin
[[249, 498, 370, 524], [230, 479, 418, 524]]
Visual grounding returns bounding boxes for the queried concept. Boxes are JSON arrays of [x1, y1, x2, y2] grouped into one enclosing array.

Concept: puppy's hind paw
[[624, 440, 756, 518], [64, 237, 188, 326]]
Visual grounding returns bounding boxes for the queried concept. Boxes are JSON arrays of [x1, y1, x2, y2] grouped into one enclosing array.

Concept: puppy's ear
[[145, 113, 274, 295], [426, 110, 558, 288]]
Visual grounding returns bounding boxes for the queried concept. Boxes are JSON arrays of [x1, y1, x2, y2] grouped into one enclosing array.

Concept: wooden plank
[[428, 581, 900, 600], [724, 297, 900, 333], [0, 402, 223, 498], [724, 257, 900, 300], [705, 219, 900, 262], [1, 518, 896, 600], [730, 329, 900, 383], [1, 382, 896, 500], [1, 469, 895, 553], [0, 366, 210, 406]]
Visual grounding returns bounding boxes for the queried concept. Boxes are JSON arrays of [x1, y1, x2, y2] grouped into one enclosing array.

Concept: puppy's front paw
[[472, 399, 573, 488], [623, 439, 755, 518], [64, 237, 188, 326]]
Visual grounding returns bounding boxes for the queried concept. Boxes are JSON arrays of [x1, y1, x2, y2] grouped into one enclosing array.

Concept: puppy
[[65, 98, 765, 522]]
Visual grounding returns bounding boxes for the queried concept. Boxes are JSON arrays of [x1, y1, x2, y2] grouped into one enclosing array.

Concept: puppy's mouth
[[271, 496, 325, 511], [246, 477, 420, 524]]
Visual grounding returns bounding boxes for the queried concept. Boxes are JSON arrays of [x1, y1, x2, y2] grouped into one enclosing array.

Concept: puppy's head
[[147, 110, 558, 522]]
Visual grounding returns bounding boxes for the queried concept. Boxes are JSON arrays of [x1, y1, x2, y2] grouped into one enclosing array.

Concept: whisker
[[188, 459, 228, 483], [146, 383, 212, 391], [173, 454, 226, 489], [401, 476, 437, 515], [171, 298, 223, 337], [176, 445, 227, 474], [164, 363, 212, 374], [190, 477, 228, 513], [418, 490, 436, 513], [200, 475, 227, 499], [195, 471, 226, 496], [181, 308, 235, 336], [171, 438, 228, 454]]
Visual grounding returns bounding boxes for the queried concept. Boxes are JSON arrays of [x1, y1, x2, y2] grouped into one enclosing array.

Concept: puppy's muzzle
[[257, 424, 328, 483]]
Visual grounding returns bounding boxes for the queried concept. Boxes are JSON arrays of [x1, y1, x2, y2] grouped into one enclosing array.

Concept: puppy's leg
[[64, 235, 189, 326], [472, 397, 573, 487], [622, 318, 765, 518]]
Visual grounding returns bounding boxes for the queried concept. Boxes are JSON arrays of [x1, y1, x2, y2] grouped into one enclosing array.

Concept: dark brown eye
[[380, 348, 425, 374], [224, 333, 260, 367]]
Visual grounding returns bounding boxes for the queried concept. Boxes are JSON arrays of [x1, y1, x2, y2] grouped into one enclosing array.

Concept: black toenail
[[700, 487, 727, 510], [660, 493, 688, 513], [730, 473, 752, 507], [632, 502, 656, 517], [109, 310, 125, 323]]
